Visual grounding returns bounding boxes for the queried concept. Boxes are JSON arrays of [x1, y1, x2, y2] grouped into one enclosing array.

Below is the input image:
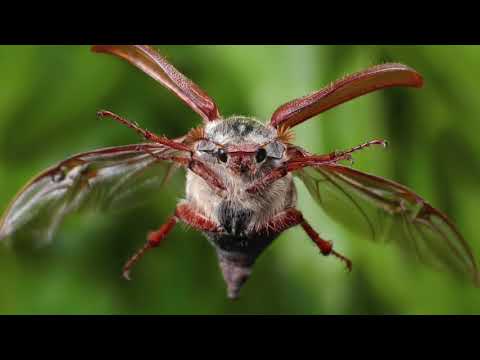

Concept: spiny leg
[[332, 139, 388, 165], [123, 203, 221, 281], [137, 146, 226, 194], [258, 208, 351, 271], [97, 110, 160, 142], [97, 110, 191, 152], [98, 110, 226, 194], [247, 139, 387, 194], [175, 202, 222, 232], [260, 208, 304, 234], [246, 152, 351, 194], [122, 215, 178, 280], [300, 219, 352, 271]]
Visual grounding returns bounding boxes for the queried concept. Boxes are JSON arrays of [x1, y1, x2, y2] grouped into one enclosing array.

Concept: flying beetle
[[0, 45, 479, 300]]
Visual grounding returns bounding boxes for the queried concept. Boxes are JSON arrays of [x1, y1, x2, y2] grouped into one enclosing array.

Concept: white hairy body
[[184, 116, 297, 235], [185, 170, 297, 233]]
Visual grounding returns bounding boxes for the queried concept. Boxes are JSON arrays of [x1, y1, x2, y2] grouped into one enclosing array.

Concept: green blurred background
[[0, 45, 479, 314]]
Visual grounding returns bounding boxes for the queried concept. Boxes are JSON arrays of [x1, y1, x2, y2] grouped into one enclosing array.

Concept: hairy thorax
[[185, 170, 297, 235]]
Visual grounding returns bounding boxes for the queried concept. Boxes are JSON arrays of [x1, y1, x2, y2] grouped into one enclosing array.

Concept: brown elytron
[[0, 46, 478, 300]]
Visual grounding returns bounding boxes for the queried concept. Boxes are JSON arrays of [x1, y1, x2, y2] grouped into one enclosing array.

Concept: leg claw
[[122, 269, 132, 281], [332, 250, 353, 272]]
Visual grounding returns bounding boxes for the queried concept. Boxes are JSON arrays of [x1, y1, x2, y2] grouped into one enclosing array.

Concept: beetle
[[0, 45, 478, 300]]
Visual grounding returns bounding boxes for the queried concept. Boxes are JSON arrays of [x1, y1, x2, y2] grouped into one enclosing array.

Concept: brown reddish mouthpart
[[228, 153, 256, 174]]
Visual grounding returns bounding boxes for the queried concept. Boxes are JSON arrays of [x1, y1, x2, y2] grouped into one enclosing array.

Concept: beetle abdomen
[[204, 228, 280, 300], [206, 231, 279, 255]]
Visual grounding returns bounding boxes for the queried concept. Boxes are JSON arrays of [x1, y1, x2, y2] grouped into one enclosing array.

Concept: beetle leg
[[169, 157, 227, 193], [140, 148, 227, 194], [188, 159, 227, 193], [246, 154, 344, 194], [98, 112, 225, 194], [255, 208, 352, 271], [246, 140, 387, 194], [328, 139, 387, 165], [175, 202, 222, 232], [301, 219, 352, 271], [245, 155, 334, 194], [97, 110, 191, 152], [122, 203, 222, 280], [122, 215, 178, 280], [258, 208, 304, 234], [246, 167, 289, 194]]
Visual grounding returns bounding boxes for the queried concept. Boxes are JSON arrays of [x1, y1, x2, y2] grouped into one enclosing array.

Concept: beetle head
[[196, 117, 287, 179]]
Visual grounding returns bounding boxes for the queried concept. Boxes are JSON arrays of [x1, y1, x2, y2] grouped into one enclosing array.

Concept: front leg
[[246, 155, 341, 194], [97, 110, 226, 193], [97, 110, 192, 152], [247, 140, 387, 194], [163, 156, 226, 194], [246, 153, 347, 194], [187, 159, 227, 193]]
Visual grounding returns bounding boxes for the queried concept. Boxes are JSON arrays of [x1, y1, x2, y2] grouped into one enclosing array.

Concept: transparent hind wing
[[296, 164, 480, 286], [0, 143, 183, 247]]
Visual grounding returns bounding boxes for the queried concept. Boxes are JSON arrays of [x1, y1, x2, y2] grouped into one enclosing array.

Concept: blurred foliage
[[0, 45, 479, 314]]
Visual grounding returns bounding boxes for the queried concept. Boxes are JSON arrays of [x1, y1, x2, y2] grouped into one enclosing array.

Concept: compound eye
[[217, 148, 228, 163], [255, 148, 267, 163]]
